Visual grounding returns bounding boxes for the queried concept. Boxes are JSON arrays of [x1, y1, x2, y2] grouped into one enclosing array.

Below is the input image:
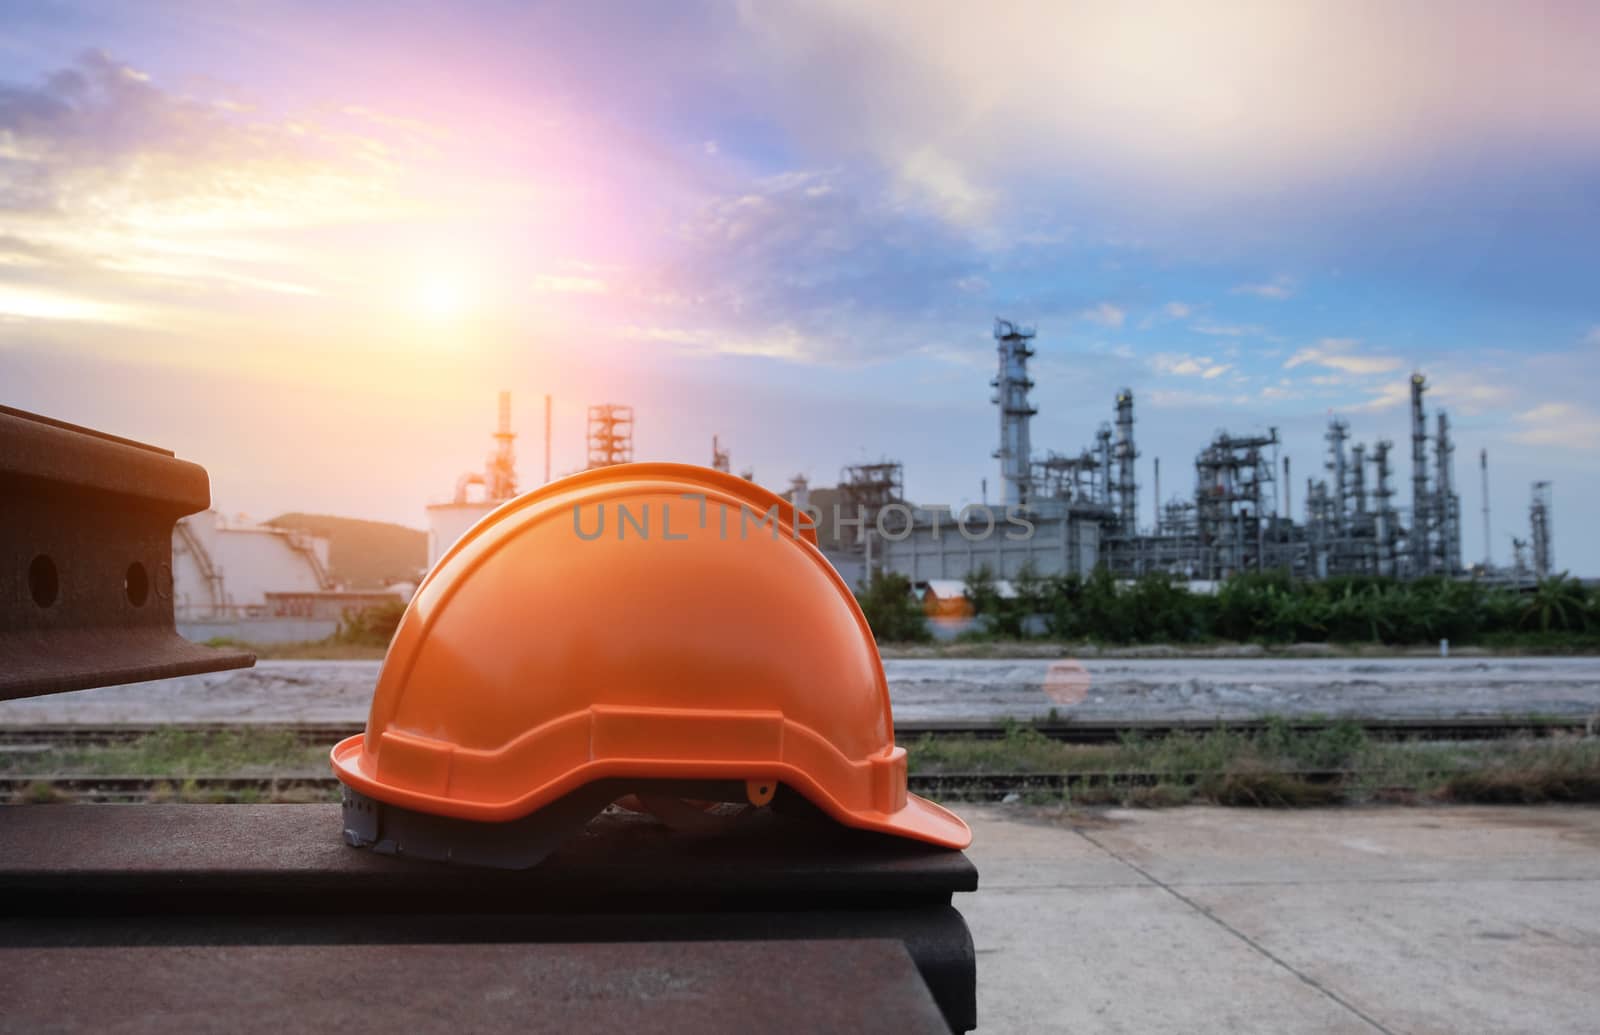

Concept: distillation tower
[[991, 319, 1037, 507]]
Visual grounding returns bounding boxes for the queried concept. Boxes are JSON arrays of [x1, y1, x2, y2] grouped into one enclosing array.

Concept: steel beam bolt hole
[[28, 554, 58, 607], [125, 561, 149, 607]]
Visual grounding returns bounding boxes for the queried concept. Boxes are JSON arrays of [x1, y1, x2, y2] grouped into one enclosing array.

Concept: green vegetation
[[331, 598, 408, 647], [919, 567, 1599, 648], [202, 636, 389, 660], [905, 720, 1600, 807], [8, 723, 1596, 809], [855, 571, 932, 642], [0, 727, 327, 778], [198, 598, 406, 658]]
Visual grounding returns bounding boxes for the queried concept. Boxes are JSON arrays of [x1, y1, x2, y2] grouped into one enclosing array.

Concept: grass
[[6, 722, 1598, 809], [0, 727, 328, 778], [203, 636, 389, 660], [905, 719, 1600, 808], [198, 636, 1598, 662]]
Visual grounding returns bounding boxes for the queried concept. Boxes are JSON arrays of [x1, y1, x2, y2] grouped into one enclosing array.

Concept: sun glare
[[418, 274, 471, 322]]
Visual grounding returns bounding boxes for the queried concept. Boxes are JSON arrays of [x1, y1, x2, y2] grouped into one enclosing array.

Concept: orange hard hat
[[331, 463, 970, 861]]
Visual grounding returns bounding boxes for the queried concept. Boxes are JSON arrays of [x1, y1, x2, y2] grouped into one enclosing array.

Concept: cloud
[[1191, 320, 1263, 337], [1512, 402, 1600, 450], [1427, 371, 1513, 414], [0, 50, 407, 219], [0, 50, 430, 327], [1162, 301, 1194, 319], [895, 146, 994, 227], [1584, 325, 1600, 346], [624, 323, 812, 360], [1232, 275, 1296, 300], [532, 275, 606, 294], [1348, 380, 1413, 412], [1147, 388, 1226, 408], [735, 1, 1600, 222], [1151, 352, 1230, 379], [1081, 302, 1125, 328], [633, 167, 984, 363], [1285, 338, 1401, 375], [0, 284, 144, 325]]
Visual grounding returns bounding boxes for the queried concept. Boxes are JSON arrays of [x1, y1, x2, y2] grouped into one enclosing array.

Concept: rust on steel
[[0, 404, 253, 700]]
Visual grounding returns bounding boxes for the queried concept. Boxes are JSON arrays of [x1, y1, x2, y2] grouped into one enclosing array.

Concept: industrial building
[[807, 319, 1557, 588], [173, 510, 333, 619], [427, 391, 627, 567], [420, 326, 1556, 595], [172, 510, 406, 642], [426, 391, 529, 567]]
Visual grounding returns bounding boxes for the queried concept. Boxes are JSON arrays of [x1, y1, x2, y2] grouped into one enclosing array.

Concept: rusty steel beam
[[1, 804, 979, 1028], [0, 804, 979, 1031], [0, 405, 253, 699], [0, 940, 953, 1034]]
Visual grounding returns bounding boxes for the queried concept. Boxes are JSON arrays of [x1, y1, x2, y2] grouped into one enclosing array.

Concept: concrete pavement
[[960, 805, 1600, 1033], [2, 656, 1599, 724]]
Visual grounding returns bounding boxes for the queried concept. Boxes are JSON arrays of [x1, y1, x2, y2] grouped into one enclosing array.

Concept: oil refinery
[[412, 319, 1557, 596], [821, 320, 1556, 589]]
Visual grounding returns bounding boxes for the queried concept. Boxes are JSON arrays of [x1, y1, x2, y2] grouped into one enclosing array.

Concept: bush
[[939, 564, 1595, 647], [855, 572, 930, 642], [333, 599, 407, 647]]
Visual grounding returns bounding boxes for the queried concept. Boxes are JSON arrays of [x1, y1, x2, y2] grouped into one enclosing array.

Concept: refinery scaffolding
[[1193, 429, 1279, 579], [1530, 481, 1553, 577], [872, 319, 1539, 588], [586, 404, 634, 470], [839, 461, 905, 527], [991, 319, 1037, 507]]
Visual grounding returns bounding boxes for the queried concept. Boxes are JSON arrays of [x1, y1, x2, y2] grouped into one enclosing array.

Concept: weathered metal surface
[[0, 939, 952, 1034], [0, 804, 979, 1031], [0, 405, 254, 699], [0, 803, 976, 901]]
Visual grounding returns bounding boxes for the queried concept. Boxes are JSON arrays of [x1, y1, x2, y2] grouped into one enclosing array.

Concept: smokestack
[[1436, 410, 1458, 573], [992, 319, 1038, 507], [487, 391, 517, 501], [1410, 373, 1429, 574], [1480, 448, 1490, 568], [1153, 457, 1161, 534], [1350, 443, 1367, 518], [1283, 455, 1292, 519]]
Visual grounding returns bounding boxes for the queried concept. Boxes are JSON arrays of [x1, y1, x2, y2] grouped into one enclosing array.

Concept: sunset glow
[[417, 273, 472, 324], [2, 1, 1597, 570]]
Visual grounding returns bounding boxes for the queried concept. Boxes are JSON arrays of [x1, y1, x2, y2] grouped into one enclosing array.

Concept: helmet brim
[[855, 792, 973, 849], [333, 734, 972, 852]]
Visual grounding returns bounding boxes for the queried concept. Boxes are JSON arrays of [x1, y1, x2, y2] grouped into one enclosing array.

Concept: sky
[[2, 0, 1598, 573]]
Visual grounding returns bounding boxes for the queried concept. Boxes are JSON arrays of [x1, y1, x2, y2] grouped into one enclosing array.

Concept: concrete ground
[[1, 656, 1598, 724], [960, 804, 1600, 1034]]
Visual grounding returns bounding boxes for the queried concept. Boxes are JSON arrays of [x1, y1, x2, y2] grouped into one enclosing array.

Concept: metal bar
[[0, 939, 953, 1034], [0, 406, 253, 699], [0, 804, 977, 1031]]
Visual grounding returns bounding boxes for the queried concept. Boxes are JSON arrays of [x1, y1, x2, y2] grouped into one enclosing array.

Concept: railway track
[[1, 770, 1377, 805], [1, 717, 1585, 804], [1, 715, 1592, 750]]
